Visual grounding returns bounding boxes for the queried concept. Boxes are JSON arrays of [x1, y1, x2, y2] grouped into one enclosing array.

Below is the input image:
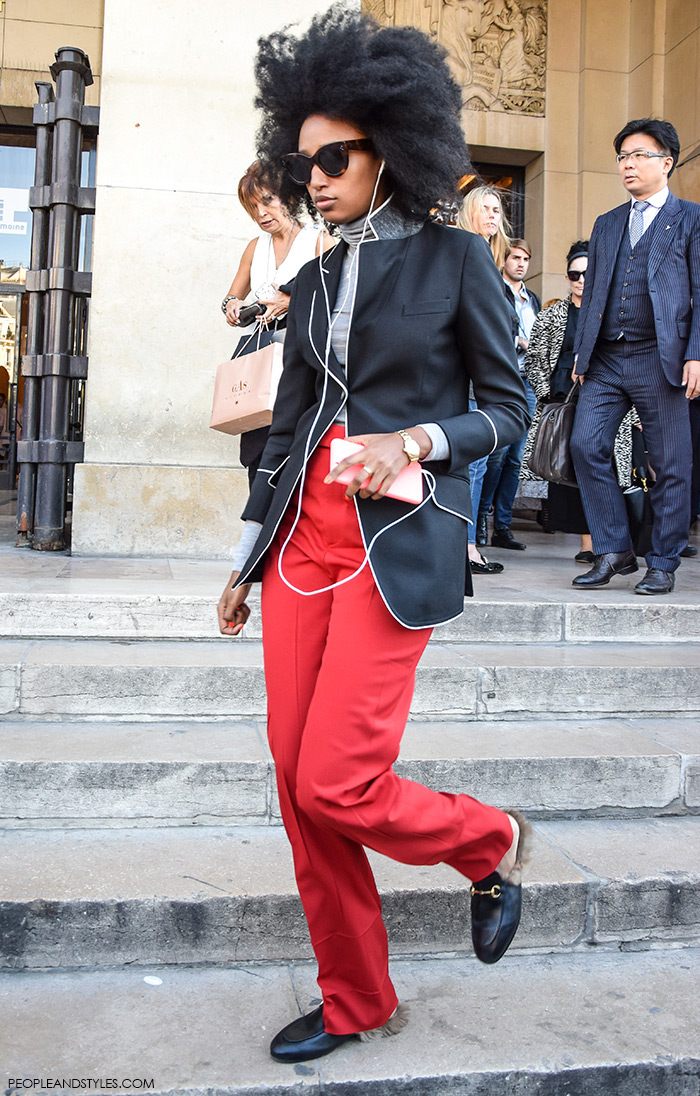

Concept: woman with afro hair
[[218, 3, 532, 1064]]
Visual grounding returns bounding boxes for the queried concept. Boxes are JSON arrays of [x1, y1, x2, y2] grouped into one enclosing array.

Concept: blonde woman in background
[[457, 185, 513, 573]]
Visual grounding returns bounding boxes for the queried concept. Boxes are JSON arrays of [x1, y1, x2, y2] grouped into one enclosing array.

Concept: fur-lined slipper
[[358, 1003, 410, 1042], [470, 809, 533, 965]]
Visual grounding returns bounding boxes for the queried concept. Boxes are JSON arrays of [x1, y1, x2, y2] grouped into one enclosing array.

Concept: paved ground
[[1, 488, 698, 605]]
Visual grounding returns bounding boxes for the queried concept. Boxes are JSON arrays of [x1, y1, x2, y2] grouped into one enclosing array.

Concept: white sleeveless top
[[249, 222, 322, 298]]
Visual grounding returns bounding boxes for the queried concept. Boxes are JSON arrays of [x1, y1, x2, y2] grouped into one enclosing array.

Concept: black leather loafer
[[572, 550, 638, 588], [491, 528, 526, 550], [680, 544, 698, 557], [470, 554, 504, 574], [634, 567, 675, 595], [470, 811, 533, 965], [270, 1005, 356, 1063]]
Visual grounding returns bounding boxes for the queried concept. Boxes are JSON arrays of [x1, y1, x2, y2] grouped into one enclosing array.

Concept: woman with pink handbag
[[219, 163, 331, 483], [217, 5, 532, 1065]]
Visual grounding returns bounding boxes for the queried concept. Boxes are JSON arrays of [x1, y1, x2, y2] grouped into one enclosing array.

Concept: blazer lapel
[[600, 203, 629, 286], [306, 239, 346, 385], [648, 192, 683, 280], [349, 235, 412, 355]]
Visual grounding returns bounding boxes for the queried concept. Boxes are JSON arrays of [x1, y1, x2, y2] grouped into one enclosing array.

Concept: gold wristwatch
[[396, 429, 421, 462]]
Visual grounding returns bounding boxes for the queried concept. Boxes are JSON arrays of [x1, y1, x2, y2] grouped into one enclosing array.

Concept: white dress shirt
[[628, 184, 669, 236]]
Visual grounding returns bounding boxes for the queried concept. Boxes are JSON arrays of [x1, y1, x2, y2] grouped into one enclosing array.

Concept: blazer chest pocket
[[402, 298, 451, 316]]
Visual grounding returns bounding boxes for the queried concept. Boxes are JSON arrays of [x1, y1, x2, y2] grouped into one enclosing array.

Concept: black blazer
[[236, 222, 530, 628], [574, 191, 700, 386]]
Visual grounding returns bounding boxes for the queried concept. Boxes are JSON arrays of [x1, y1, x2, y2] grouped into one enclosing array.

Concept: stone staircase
[[1, 537, 699, 1094]]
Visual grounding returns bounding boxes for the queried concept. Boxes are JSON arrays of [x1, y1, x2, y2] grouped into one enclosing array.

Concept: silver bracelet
[[221, 295, 238, 314]]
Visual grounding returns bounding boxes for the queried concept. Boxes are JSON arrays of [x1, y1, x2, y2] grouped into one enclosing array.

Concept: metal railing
[[16, 47, 99, 550]]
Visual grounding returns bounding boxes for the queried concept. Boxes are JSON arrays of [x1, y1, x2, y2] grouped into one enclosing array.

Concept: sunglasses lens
[[568, 270, 583, 281], [317, 143, 349, 177], [282, 155, 311, 185]]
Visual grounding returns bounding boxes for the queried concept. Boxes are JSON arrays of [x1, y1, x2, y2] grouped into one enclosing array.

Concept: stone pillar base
[[71, 463, 249, 559]]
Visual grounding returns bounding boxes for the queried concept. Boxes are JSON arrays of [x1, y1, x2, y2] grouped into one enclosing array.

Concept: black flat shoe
[[680, 544, 698, 557], [270, 1006, 356, 1063], [470, 554, 504, 574], [491, 528, 526, 550], [574, 550, 595, 564], [572, 550, 638, 588], [634, 567, 675, 595], [270, 1003, 410, 1063], [471, 810, 533, 965]]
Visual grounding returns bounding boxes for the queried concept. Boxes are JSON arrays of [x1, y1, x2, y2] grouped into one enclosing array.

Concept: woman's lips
[[315, 196, 335, 210]]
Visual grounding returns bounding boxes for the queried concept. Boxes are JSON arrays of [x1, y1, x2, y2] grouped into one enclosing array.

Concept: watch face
[[402, 433, 421, 459]]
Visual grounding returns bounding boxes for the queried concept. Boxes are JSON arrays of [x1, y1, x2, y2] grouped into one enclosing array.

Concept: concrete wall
[[534, 0, 700, 304], [70, 0, 338, 558], [0, 0, 103, 122]]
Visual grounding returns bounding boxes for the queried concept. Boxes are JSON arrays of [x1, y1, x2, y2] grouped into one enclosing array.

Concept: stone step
[[1, 718, 698, 828], [3, 587, 700, 643], [4, 947, 699, 1095], [1, 818, 698, 970], [1, 639, 699, 720]]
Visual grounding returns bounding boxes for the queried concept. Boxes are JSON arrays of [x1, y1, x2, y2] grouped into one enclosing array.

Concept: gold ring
[[362, 466, 373, 477]]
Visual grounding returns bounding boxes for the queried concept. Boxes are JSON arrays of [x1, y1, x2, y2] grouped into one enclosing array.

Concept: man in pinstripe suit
[[570, 118, 700, 595]]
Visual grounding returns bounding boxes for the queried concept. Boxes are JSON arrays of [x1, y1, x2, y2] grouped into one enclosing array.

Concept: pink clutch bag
[[329, 437, 423, 505]]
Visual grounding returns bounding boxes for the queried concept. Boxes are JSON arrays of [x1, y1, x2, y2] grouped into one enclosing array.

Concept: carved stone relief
[[363, 0, 547, 116]]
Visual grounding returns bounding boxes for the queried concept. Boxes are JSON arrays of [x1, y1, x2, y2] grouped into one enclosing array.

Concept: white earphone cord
[[276, 163, 436, 598]]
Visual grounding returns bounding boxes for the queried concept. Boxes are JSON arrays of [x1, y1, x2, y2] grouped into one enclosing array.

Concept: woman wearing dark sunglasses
[[217, 5, 531, 1064], [521, 241, 636, 560]]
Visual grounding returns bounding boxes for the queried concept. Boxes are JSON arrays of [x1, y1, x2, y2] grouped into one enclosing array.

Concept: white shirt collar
[[504, 277, 527, 300], [629, 184, 669, 210]]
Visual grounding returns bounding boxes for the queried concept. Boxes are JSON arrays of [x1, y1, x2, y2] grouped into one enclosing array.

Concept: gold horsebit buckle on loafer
[[470, 883, 502, 899]]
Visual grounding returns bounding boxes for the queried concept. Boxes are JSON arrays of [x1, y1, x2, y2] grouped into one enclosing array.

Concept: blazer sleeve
[[437, 234, 531, 474], [573, 217, 601, 363], [685, 206, 700, 363], [240, 284, 318, 523]]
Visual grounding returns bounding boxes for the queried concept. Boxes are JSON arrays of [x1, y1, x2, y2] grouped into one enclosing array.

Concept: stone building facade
[[1, 0, 699, 557]]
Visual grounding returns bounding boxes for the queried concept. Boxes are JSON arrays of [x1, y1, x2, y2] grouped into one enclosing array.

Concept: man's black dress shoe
[[572, 550, 638, 588], [270, 1005, 355, 1063], [634, 567, 675, 595], [471, 810, 533, 965], [476, 513, 488, 546], [491, 528, 526, 551], [470, 554, 504, 574], [680, 544, 698, 557]]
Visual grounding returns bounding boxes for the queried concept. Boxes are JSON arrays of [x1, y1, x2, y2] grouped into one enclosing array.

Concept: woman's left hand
[[325, 429, 431, 500], [257, 289, 291, 322]]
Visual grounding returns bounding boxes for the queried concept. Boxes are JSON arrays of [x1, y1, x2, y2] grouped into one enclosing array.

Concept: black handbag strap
[[631, 428, 649, 490]]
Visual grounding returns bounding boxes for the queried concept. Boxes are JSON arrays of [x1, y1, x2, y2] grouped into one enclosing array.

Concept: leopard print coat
[[520, 296, 634, 488]]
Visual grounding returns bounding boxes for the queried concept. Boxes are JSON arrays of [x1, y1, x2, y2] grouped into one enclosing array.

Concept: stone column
[[71, 0, 337, 558]]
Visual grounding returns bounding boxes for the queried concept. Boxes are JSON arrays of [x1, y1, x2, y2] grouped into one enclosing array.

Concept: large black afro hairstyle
[[254, 3, 472, 221]]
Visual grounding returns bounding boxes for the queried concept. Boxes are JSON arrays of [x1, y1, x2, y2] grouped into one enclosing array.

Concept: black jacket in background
[[503, 281, 542, 348]]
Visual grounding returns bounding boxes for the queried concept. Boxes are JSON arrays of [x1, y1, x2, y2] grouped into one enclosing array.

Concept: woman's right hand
[[217, 571, 252, 635], [225, 299, 244, 327]]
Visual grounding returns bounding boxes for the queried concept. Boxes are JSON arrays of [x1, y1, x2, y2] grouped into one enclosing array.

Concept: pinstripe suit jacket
[[574, 191, 700, 386]]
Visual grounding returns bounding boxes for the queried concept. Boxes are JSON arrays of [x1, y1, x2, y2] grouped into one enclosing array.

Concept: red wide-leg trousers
[[261, 427, 512, 1035]]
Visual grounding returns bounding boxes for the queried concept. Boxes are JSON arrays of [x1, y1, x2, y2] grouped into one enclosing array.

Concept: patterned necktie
[[629, 199, 650, 248]]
